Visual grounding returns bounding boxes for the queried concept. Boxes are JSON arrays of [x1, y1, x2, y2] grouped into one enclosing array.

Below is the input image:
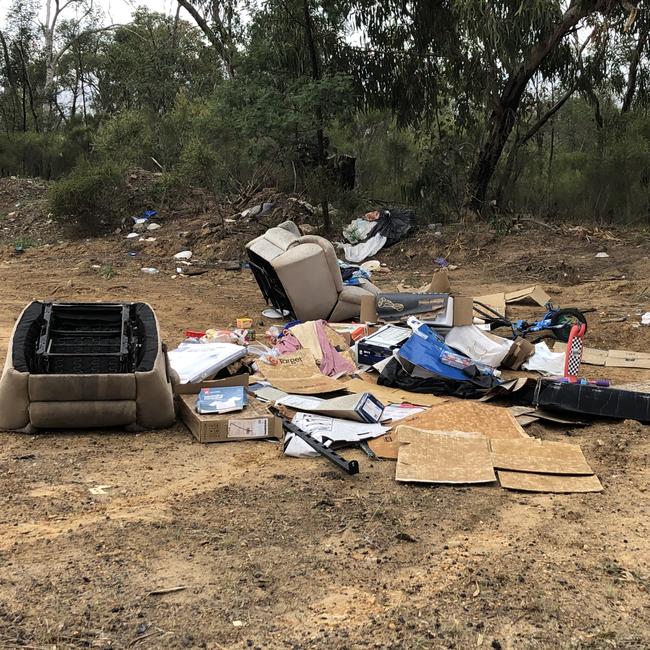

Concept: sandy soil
[[0, 181, 649, 649]]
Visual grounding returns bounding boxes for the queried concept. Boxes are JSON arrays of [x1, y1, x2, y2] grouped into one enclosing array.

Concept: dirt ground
[[0, 179, 649, 649]]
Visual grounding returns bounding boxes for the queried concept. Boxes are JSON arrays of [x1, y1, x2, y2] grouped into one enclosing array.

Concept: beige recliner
[[246, 221, 379, 321]]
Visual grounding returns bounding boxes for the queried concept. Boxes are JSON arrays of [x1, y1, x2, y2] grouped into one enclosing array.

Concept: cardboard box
[[178, 393, 283, 443], [360, 293, 473, 327], [173, 373, 249, 395], [498, 336, 535, 370]]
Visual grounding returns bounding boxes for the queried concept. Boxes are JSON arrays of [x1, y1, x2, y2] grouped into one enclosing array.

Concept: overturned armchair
[[246, 221, 379, 321]]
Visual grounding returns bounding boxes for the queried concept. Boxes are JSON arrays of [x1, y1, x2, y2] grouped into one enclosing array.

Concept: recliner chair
[[246, 221, 379, 321]]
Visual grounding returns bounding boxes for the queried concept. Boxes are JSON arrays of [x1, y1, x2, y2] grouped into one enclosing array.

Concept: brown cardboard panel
[[178, 394, 283, 443], [360, 294, 378, 324], [452, 296, 474, 326], [395, 427, 496, 484], [608, 349, 650, 359], [489, 438, 593, 475], [173, 374, 249, 395], [401, 401, 529, 439], [516, 415, 540, 427], [473, 293, 506, 319], [553, 343, 650, 368], [553, 342, 608, 366], [504, 286, 551, 307], [499, 336, 535, 370], [532, 409, 588, 426], [368, 430, 400, 459], [428, 268, 451, 293], [604, 355, 650, 370], [510, 405, 587, 426], [509, 405, 536, 417], [342, 378, 447, 407], [258, 350, 344, 394], [497, 470, 603, 493]]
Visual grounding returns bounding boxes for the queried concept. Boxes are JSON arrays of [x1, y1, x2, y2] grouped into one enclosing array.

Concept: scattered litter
[[126, 232, 139, 239], [174, 250, 193, 260], [88, 485, 111, 495], [140, 267, 159, 274], [642, 312, 650, 326], [360, 260, 381, 273], [262, 308, 290, 319], [595, 252, 610, 258], [147, 585, 187, 596], [147, 223, 161, 231]]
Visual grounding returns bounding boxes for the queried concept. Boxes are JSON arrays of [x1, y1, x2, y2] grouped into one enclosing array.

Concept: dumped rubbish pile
[[1, 219, 648, 498]]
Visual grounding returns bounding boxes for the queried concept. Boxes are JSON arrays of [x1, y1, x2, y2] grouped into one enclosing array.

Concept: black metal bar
[[279, 416, 359, 475]]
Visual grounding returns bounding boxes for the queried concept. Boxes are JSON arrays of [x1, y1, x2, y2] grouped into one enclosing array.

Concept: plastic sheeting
[[522, 341, 565, 376], [445, 326, 513, 368], [168, 341, 247, 384], [341, 233, 387, 263]]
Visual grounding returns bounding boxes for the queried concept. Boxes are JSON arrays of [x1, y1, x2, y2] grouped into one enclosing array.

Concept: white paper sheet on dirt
[[445, 325, 512, 368], [522, 341, 565, 376], [168, 341, 247, 384], [341, 233, 387, 263], [285, 412, 388, 458], [381, 404, 426, 422]]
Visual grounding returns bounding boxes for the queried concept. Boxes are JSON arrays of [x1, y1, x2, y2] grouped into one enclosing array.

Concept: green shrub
[[48, 161, 128, 234]]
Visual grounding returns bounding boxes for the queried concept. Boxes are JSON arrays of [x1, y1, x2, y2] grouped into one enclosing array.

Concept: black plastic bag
[[377, 357, 498, 399], [370, 208, 414, 247]]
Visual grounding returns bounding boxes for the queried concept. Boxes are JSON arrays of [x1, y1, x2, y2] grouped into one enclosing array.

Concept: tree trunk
[[622, 23, 649, 113], [302, 0, 331, 232], [466, 0, 599, 213]]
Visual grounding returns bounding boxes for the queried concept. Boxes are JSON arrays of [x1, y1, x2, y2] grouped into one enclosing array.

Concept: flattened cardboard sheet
[[489, 438, 593, 475], [605, 352, 650, 370], [497, 470, 603, 493], [516, 415, 540, 427], [396, 427, 496, 484], [509, 406, 588, 426], [368, 430, 401, 459], [554, 343, 650, 368], [473, 293, 506, 319], [258, 350, 344, 394], [504, 286, 551, 307], [342, 378, 447, 407], [401, 401, 529, 439]]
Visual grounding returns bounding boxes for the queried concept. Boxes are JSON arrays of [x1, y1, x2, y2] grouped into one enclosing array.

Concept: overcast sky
[[1, 0, 188, 28], [99, 0, 185, 24]]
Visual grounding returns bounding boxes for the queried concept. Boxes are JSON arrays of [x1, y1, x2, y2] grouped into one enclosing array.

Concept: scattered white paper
[[381, 404, 425, 421]]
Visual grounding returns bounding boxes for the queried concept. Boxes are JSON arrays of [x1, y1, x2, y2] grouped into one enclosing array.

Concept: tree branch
[[176, 0, 228, 65]]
